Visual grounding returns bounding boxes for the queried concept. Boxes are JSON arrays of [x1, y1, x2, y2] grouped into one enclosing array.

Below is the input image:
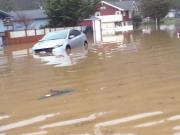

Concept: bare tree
[[16, 13, 32, 30]]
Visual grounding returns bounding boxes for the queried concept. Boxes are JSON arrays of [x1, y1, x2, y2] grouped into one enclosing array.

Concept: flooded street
[[1, 29, 180, 135]]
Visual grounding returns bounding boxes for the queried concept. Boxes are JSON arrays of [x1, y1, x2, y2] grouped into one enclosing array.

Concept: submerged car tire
[[84, 41, 88, 50], [66, 45, 71, 54]]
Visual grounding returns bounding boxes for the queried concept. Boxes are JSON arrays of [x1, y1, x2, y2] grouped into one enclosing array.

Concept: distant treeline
[[171, 0, 180, 9], [0, 0, 180, 12]]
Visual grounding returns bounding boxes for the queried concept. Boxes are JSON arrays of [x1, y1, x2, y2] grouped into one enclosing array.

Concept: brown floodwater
[[0, 29, 180, 135]]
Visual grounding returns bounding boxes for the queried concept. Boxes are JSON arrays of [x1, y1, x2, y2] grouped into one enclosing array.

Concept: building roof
[[103, 0, 137, 11], [0, 10, 11, 19], [9, 9, 48, 20]]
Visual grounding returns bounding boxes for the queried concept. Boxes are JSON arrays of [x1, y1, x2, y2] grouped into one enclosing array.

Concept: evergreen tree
[[44, 0, 99, 27]]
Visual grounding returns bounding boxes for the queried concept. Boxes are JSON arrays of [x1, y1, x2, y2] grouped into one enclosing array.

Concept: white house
[[166, 9, 180, 18]]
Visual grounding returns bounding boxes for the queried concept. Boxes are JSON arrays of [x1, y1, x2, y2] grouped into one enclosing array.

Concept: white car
[[32, 29, 88, 54]]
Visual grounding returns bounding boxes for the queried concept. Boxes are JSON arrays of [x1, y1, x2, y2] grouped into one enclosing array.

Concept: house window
[[100, 6, 106, 10], [95, 12, 101, 16]]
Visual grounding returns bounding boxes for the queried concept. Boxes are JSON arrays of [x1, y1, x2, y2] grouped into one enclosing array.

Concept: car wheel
[[66, 45, 71, 54], [84, 41, 88, 50]]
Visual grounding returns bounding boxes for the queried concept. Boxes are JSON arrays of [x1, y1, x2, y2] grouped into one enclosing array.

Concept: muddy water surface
[[0, 30, 180, 135]]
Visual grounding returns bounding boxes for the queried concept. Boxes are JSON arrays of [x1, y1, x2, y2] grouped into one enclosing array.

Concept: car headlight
[[54, 44, 63, 48]]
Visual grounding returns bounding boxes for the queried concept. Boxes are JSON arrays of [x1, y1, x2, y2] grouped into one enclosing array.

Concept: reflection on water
[[0, 29, 180, 135], [12, 49, 32, 58], [142, 24, 180, 39], [33, 48, 88, 67], [92, 32, 138, 61], [0, 47, 9, 75]]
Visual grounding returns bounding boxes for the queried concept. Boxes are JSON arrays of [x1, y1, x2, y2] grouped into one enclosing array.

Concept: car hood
[[32, 39, 65, 50]]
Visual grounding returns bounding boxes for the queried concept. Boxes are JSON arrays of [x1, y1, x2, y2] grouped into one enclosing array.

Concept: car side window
[[69, 30, 81, 38], [69, 30, 74, 36], [69, 30, 74, 39], [73, 30, 81, 36]]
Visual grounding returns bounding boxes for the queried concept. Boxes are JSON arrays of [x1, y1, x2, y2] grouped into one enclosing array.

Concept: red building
[[81, 0, 138, 34]]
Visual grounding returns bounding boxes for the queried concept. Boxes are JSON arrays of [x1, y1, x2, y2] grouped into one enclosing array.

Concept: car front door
[[68, 30, 78, 48], [69, 30, 82, 48]]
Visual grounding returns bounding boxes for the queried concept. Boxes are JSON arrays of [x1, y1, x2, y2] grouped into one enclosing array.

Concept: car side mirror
[[69, 35, 75, 39]]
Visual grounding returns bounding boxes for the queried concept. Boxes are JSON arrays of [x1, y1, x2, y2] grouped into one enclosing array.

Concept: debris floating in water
[[39, 89, 75, 100]]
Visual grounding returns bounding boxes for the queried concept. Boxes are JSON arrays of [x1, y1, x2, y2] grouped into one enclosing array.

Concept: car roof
[[45, 29, 82, 36], [49, 29, 70, 34], [47, 29, 81, 34]]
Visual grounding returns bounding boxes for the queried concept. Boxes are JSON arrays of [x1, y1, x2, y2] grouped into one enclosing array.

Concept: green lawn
[[162, 18, 180, 25]]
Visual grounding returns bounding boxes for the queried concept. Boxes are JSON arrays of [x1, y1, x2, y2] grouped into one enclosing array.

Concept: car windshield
[[41, 30, 68, 41]]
